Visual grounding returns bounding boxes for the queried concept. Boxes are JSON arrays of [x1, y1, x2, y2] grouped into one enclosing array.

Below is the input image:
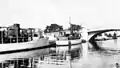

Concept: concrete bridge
[[88, 28, 120, 41], [87, 29, 120, 50]]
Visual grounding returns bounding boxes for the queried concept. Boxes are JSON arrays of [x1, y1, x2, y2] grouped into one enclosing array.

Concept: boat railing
[[0, 36, 34, 44]]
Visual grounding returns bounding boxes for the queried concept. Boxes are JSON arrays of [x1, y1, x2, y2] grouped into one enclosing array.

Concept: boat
[[54, 24, 82, 51], [55, 18, 87, 47], [56, 37, 81, 45], [0, 24, 50, 62], [54, 33, 82, 51], [49, 18, 88, 52]]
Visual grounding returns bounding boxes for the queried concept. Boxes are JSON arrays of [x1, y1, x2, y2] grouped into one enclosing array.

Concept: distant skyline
[[0, 0, 120, 30]]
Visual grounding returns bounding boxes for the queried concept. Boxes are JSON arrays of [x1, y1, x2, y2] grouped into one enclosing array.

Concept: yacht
[[55, 24, 88, 51]]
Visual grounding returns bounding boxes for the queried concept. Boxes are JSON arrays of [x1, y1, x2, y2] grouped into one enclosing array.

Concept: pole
[[68, 16, 72, 68], [16, 58, 18, 68], [68, 40, 72, 68], [32, 58, 34, 68], [28, 58, 32, 68], [32, 29, 34, 40], [1, 62, 3, 68], [1, 31, 3, 44], [69, 16, 72, 34], [10, 37, 11, 43], [16, 28, 18, 43]]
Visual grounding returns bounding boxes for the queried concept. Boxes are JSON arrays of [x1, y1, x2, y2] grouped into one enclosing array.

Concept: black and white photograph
[[0, 0, 120, 68]]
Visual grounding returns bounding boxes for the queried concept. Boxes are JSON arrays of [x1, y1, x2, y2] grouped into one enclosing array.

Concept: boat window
[[34, 34, 38, 37]]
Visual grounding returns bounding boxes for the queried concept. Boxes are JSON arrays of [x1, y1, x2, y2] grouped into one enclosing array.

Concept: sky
[[0, 0, 120, 30]]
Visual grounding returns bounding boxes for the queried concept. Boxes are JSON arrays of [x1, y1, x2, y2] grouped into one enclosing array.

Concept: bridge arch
[[88, 29, 120, 50], [89, 29, 120, 41]]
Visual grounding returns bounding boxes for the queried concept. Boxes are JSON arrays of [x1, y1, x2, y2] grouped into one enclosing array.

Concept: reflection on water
[[1, 37, 120, 68], [0, 44, 83, 68], [88, 37, 120, 68], [96, 37, 120, 50]]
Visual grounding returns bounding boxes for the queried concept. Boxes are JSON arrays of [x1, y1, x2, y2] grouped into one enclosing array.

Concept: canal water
[[96, 38, 120, 50], [83, 37, 120, 68], [39, 37, 120, 68], [36, 38, 120, 68], [1, 37, 120, 68]]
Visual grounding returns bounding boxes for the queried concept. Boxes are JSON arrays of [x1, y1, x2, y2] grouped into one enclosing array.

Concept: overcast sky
[[0, 0, 120, 30]]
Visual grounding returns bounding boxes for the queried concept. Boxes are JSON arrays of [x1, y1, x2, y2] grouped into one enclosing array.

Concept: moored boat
[[56, 38, 81, 45], [54, 23, 88, 52], [0, 24, 50, 62], [54, 31, 82, 53]]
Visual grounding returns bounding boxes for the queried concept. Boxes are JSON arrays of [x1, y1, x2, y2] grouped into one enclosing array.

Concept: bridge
[[88, 28, 120, 41], [87, 28, 120, 50]]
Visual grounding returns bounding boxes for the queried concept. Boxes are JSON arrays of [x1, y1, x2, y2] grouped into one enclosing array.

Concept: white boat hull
[[55, 44, 81, 52], [0, 48, 49, 62], [0, 38, 50, 62], [56, 39, 81, 45], [0, 38, 49, 51], [54, 39, 82, 52]]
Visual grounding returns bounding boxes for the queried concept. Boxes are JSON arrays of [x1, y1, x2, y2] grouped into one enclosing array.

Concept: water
[[96, 38, 120, 50], [84, 37, 120, 68], [1, 37, 120, 68], [45, 38, 120, 68], [36, 38, 120, 68]]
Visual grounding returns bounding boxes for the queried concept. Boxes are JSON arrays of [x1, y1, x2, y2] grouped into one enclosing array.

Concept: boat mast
[[68, 16, 72, 68], [69, 16, 71, 31], [69, 16, 73, 34]]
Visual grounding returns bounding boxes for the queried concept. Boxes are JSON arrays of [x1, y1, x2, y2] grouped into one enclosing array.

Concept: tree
[[69, 24, 82, 31], [44, 24, 63, 33]]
